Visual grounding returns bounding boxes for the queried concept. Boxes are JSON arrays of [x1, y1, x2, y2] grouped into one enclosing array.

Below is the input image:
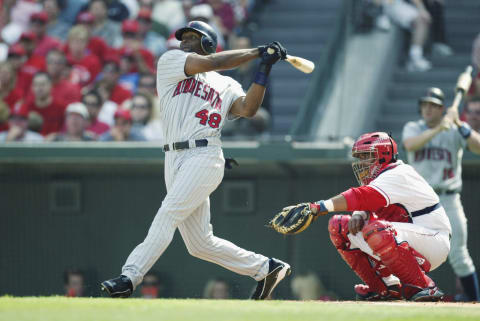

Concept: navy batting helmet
[[175, 21, 217, 54], [419, 87, 445, 106]]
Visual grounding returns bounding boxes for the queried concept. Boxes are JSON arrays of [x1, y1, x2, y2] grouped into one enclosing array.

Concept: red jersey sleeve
[[341, 186, 387, 212]]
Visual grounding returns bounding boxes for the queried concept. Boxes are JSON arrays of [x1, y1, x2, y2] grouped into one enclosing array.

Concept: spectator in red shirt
[[16, 32, 47, 94], [65, 25, 102, 87], [29, 11, 63, 56], [93, 56, 132, 106], [0, 61, 23, 113], [45, 49, 82, 105], [21, 72, 66, 136], [82, 89, 110, 138], [0, 106, 44, 142], [117, 20, 155, 74], [465, 97, 480, 132], [72, 11, 112, 63]]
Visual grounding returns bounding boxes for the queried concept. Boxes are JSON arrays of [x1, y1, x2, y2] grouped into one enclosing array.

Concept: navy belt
[[163, 139, 208, 152], [411, 203, 440, 217]]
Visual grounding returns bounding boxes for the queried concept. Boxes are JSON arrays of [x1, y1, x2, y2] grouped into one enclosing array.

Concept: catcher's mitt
[[268, 203, 319, 235]]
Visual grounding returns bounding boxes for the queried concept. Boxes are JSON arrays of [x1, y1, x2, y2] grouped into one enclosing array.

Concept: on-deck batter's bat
[[266, 48, 315, 74], [450, 65, 473, 113]]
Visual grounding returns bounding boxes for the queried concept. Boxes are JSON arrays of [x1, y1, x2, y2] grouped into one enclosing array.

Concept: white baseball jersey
[[120, 49, 272, 289], [156, 49, 245, 144], [402, 120, 467, 191], [368, 160, 452, 233]]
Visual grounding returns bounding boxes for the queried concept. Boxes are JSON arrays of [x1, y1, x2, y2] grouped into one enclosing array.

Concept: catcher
[[270, 132, 452, 301]]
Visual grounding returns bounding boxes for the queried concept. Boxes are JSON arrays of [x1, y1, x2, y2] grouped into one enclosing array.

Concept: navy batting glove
[[271, 41, 287, 60], [458, 122, 472, 139]]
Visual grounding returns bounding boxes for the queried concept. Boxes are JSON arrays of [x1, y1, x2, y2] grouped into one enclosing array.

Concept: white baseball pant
[[122, 145, 269, 288]]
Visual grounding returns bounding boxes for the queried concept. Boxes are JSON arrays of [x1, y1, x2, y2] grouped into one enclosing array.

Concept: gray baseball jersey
[[402, 119, 467, 191]]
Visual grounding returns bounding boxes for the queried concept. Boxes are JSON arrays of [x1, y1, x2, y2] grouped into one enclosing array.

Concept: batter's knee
[[449, 249, 476, 276], [363, 220, 396, 255], [184, 234, 215, 259], [328, 215, 351, 249]]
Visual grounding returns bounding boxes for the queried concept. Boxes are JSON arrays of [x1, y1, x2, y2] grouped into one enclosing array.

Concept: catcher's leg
[[328, 215, 400, 300], [363, 220, 443, 301]]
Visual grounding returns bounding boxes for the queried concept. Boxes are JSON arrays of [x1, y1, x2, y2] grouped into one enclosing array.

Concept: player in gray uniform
[[100, 21, 291, 299], [402, 87, 480, 301]]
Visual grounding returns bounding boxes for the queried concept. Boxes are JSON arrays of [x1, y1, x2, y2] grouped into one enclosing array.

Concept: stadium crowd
[[0, 0, 269, 143]]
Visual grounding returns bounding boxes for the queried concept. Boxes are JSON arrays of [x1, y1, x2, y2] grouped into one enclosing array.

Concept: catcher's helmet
[[419, 87, 445, 107], [175, 21, 217, 54], [351, 132, 398, 186]]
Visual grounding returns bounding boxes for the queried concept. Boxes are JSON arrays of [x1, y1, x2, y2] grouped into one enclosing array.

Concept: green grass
[[0, 297, 479, 321]]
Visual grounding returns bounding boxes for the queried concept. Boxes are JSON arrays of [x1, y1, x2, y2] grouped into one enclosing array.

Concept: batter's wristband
[[458, 123, 472, 139], [254, 64, 272, 87]]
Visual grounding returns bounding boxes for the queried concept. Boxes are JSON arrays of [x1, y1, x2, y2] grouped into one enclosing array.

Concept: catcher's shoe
[[406, 284, 444, 302], [100, 275, 133, 298], [354, 284, 402, 301], [251, 258, 291, 300]]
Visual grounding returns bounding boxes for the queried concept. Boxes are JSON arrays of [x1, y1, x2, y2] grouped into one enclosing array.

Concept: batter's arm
[[403, 118, 451, 152], [466, 129, 480, 154], [184, 49, 259, 76], [229, 84, 266, 118]]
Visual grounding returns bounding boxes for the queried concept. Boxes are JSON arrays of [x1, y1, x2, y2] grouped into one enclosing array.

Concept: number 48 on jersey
[[195, 109, 222, 128]]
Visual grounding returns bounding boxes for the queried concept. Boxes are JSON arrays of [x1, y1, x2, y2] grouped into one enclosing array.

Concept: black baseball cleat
[[100, 275, 133, 298], [251, 258, 291, 300], [408, 285, 444, 302]]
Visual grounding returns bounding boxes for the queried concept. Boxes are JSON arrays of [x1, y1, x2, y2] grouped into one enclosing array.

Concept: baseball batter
[[402, 87, 480, 301], [101, 21, 290, 299]]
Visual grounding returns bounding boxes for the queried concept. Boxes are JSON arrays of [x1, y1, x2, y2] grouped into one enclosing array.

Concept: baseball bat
[[450, 65, 473, 113], [285, 55, 315, 74], [266, 48, 315, 73]]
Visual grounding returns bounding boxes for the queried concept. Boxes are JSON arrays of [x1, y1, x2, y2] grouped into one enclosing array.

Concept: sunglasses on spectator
[[123, 32, 138, 38], [31, 19, 46, 24], [83, 100, 100, 107], [133, 104, 149, 109]]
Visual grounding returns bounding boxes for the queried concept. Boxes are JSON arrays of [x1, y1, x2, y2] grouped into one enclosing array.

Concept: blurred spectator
[[423, 0, 453, 57], [44, 0, 71, 41], [202, 0, 236, 41], [382, 0, 432, 72], [151, 0, 186, 37], [222, 36, 271, 138], [21, 72, 66, 136], [51, 102, 93, 141], [72, 12, 111, 64], [64, 268, 85, 297], [3, 0, 43, 38], [59, 0, 89, 26], [0, 61, 23, 113], [469, 34, 480, 98], [118, 20, 155, 74], [65, 25, 102, 87], [45, 49, 82, 105], [88, 0, 123, 48], [203, 278, 231, 299], [465, 97, 480, 132], [128, 92, 163, 142], [189, 3, 225, 51], [99, 108, 146, 141], [0, 101, 9, 132], [140, 271, 165, 299], [16, 32, 47, 94], [137, 72, 156, 97], [137, 8, 167, 57], [94, 56, 132, 108], [0, 105, 43, 142], [83, 90, 110, 137], [29, 11, 63, 56], [291, 273, 337, 301]]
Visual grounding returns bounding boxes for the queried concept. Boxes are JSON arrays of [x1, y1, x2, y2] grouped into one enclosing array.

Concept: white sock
[[409, 45, 423, 60]]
